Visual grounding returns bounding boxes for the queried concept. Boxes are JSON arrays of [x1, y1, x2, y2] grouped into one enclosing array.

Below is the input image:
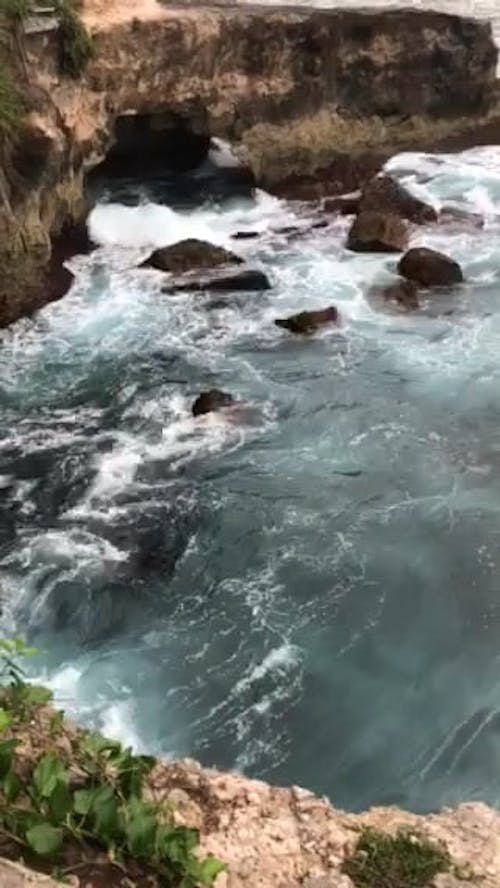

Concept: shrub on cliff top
[[343, 827, 451, 888], [0, 639, 225, 886], [55, 0, 93, 78]]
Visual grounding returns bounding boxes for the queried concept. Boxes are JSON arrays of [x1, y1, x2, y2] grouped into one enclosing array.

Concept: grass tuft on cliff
[[343, 827, 451, 888], [0, 639, 224, 887], [55, 0, 93, 78], [0, 61, 23, 134]]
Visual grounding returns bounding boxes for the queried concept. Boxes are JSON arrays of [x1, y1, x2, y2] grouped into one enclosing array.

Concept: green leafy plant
[[55, 0, 93, 78], [342, 828, 452, 888], [0, 639, 225, 886]]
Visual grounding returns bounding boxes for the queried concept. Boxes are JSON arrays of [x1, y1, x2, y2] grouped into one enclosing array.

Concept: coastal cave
[[91, 110, 211, 178]]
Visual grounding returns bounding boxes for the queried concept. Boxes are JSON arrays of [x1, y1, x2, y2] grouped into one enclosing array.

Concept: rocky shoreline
[[0, 0, 499, 324], [1, 696, 500, 888]]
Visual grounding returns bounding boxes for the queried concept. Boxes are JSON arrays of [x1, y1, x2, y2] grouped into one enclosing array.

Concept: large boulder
[[163, 268, 271, 294], [275, 306, 339, 334], [141, 239, 242, 273], [359, 175, 437, 224], [347, 212, 409, 253], [192, 389, 234, 416], [398, 247, 463, 287]]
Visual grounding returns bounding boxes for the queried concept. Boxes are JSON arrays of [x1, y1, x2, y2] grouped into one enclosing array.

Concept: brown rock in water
[[369, 279, 420, 312], [232, 231, 261, 240], [323, 192, 361, 216], [398, 247, 464, 287], [192, 389, 235, 416], [275, 306, 339, 334], [347, 212, 409, 253], [359, 175, 437, 224], [164, 268, 271, 294], [141, 239, 242, 273]]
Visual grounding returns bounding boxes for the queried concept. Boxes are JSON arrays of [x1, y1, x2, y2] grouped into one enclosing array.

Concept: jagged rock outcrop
[[0, 0, 498, 323]]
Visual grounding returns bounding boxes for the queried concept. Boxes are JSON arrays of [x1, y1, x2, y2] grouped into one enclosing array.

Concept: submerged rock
[[275, 306, 339, 334], [439, 205, 484, 230], [192, 389, 235, 416], [163, 268, 271, 294], [141, 239, 242, 274], [359, 174, 437, 224], [398, 247, 464, 287], [368, 279, 420, 312], [347, 211, 409, 253]]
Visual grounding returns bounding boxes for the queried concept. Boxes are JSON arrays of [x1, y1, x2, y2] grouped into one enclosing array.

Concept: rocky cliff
[[0, 0, 498, 324]]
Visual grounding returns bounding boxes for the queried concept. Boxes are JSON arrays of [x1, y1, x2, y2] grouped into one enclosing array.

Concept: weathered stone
[[359, 174, 437, 224], [347, 212, 409, 253], [275, 306, 339, 334], [398, 247, 464, 287], [163, 268, 271, 294], [192, 390, 235, 417], [141, 239, 242, 274]]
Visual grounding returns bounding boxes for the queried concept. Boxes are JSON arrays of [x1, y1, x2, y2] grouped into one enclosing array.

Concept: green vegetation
[[55, 0, 93, 78], [343, 827, 451, 888], [0, 62, 24, 134], [0, 639, 225, 886]]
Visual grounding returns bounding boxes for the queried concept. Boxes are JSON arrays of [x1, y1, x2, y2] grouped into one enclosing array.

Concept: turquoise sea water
[[2, 147, 500, 811]]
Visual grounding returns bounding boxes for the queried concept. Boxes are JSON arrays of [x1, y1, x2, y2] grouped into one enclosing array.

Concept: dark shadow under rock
[[163, 268, 272, 294], [359, 174, 437, 224], [275, 306, 339, 334], [398, 247, 464, 287], [192, 389, 235, 416], [323, 192, 361, 216], [141, 239, 242, 273], [347, 211, 409, 253]]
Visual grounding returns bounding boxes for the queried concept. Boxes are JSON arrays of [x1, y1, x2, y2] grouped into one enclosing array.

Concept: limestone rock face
[[147, 760, 500, 888]]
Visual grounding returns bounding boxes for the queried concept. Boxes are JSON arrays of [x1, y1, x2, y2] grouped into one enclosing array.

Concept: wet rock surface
[[163, 268, 272, 294], [347, 211, 409, 253], [275, 306, 339, 334], [359, 174, 438, 224], [192, 390, 235, 416], [141, 240, 242, 274], [398, 247, 464, 287]]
